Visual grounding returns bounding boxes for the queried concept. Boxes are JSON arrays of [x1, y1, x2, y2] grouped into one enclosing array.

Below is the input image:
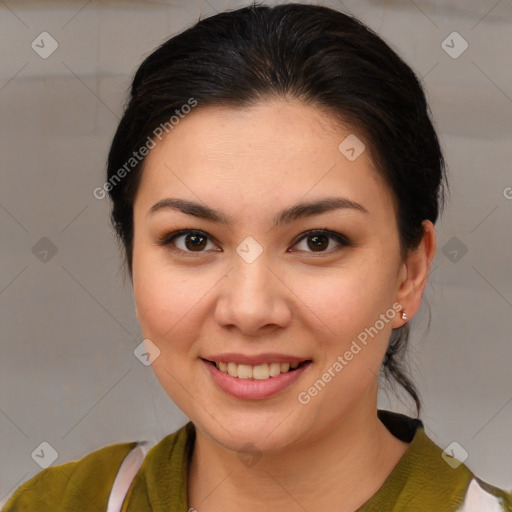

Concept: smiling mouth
[[203, 359, 312, 380]]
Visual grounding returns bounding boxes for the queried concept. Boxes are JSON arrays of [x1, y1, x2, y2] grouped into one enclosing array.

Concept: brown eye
[[306, 233, 329, 251], [181, 232, 208, 251], [292, 230, 350, 254], [157, 229, 218, 254], [157, 228, 350, 256]]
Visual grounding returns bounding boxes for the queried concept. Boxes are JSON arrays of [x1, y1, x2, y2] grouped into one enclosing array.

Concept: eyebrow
[[148, 196, 368, 228]]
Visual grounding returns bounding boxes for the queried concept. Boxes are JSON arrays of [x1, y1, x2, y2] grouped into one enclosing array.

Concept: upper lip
[[203, 353, 311, 365]]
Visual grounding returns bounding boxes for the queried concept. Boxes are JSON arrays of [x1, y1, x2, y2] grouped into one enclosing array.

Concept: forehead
[[135, 99, 395, 220]]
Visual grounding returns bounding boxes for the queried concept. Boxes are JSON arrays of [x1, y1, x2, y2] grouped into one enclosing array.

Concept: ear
[[391, 220, 437, 328]]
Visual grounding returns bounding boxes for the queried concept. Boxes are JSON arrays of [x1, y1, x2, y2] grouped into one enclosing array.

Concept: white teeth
[[213, 360, 306, 379], [252, 363, 269, 380], [269, 362, 281, 377], [227, 362, 238, 377], [237, 364, 253, 379]]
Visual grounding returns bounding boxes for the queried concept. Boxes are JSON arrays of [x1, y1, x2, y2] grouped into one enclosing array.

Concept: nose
[[214, 251, 292, 337]]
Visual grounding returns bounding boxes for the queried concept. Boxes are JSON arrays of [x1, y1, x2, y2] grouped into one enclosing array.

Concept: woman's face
[[132, 99, 410, 453]]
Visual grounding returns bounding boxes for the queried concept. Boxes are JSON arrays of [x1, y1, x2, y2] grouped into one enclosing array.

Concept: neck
[[187, 394, 410, 512]]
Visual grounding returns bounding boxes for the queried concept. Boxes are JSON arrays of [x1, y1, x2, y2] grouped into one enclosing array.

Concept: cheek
[[299, 261, 399, 401], [135, 275, 189, 337], [132, 249, 220, 354], [296, 266, 396, 412], [303, 260, 395, 337]]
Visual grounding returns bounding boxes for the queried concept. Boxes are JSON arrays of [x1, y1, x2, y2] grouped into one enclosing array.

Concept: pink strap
[[106, 441, 152, 512]]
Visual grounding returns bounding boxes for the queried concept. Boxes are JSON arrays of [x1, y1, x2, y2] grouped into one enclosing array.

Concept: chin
[[193, 408, 308, 454]]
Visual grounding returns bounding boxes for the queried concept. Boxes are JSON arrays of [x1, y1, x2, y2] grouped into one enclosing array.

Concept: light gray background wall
[[1, 0, 511, 505]]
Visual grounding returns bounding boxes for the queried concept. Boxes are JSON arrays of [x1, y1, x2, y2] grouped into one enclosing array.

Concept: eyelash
[[156, 228, 351, 257]]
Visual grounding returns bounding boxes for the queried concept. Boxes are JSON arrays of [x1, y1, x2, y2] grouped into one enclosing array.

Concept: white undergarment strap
[[106, 441, 152, 512], [457, 478, 505, 512]]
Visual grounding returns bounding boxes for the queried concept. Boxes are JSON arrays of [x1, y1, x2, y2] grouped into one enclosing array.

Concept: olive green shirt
[[3, 410, 511, 511]]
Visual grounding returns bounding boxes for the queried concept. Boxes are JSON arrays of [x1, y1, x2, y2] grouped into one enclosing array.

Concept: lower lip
[[203, 359, 312, 400]]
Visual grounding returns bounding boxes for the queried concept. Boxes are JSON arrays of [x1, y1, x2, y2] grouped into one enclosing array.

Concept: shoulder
[[2, 440, 138, 511], [457, 477, 512, 512], [377, 411, 511, 512], [122, 422, 195, 510], [2, 424, 194, 512], [410, 429, 511, 511]]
